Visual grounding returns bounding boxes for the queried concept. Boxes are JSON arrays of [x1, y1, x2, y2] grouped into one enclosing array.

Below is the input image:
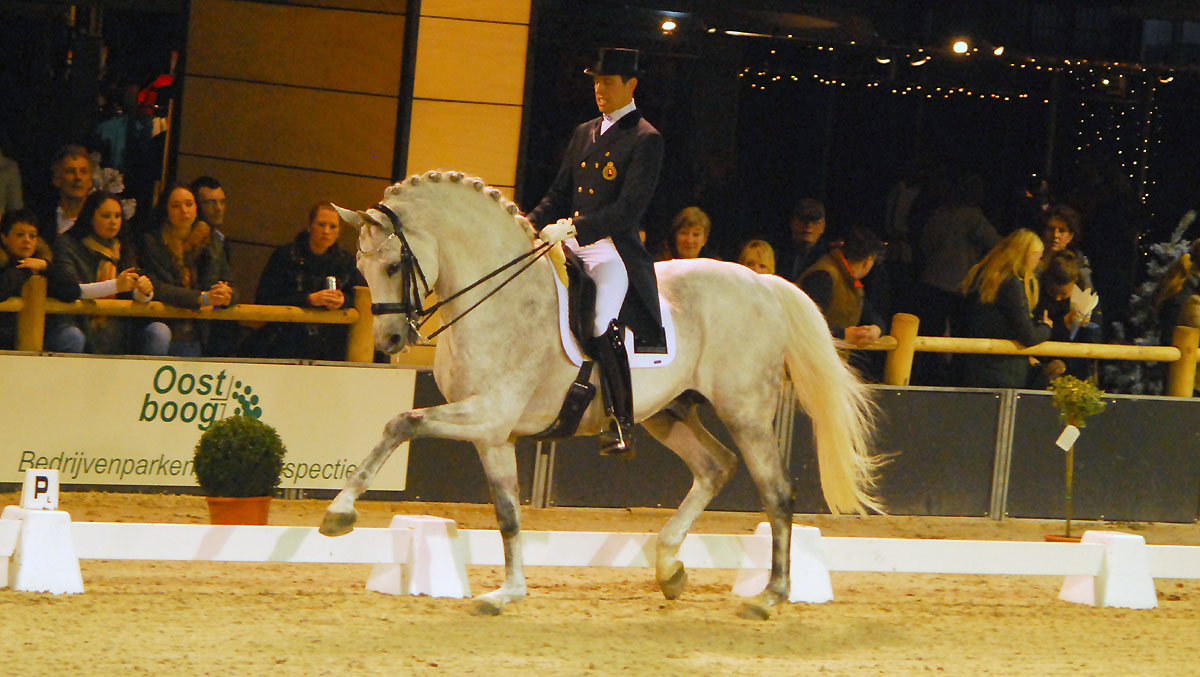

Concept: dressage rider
[[528, 47, 665, 456]]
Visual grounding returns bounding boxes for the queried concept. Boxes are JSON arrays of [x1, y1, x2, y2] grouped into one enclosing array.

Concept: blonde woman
[[957, 228, 1052, 388], [737, 239, 775, 274]]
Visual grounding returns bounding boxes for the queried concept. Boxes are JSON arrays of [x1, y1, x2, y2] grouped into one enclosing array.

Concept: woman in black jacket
[[243, 203, 365, 361], [958, 228, 1053, 388]]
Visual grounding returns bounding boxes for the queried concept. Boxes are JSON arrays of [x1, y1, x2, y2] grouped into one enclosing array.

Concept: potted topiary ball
[[193, 415, 286, 525]]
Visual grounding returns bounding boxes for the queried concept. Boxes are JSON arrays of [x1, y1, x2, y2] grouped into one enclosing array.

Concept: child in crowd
[[737, 239, 775, 274], [0, 210, 80, 349]]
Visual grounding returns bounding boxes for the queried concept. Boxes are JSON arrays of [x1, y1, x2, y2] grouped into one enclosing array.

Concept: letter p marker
[[21, 469, 60, 510]]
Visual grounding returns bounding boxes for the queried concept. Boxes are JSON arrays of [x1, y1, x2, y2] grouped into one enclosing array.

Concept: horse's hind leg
[[721, 408, 793, 620], [470, 441, 527, 616], [641, 402, 738, 600]]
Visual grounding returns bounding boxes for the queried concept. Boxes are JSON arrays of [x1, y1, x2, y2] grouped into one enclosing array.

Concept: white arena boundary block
[[3, 504, 1200, 608]]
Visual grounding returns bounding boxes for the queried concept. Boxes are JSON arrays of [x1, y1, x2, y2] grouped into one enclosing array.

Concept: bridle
[[364, 202, 553, 342]]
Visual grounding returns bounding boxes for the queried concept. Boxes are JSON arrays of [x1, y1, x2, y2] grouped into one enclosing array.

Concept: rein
[[368, 202, 553, 341]]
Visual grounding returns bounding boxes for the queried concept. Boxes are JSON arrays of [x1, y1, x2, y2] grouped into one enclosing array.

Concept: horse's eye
[[386, 262, 403, 276]]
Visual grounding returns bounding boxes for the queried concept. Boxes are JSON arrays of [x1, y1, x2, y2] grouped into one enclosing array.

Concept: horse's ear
[[333, 204, 362, 228]]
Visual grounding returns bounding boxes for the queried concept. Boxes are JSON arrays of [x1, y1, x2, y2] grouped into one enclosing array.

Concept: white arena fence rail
[[3, 469, 1199, 610]]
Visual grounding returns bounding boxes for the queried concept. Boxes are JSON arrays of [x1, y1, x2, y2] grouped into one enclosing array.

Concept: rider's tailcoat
[[528, 110, 665, 347]]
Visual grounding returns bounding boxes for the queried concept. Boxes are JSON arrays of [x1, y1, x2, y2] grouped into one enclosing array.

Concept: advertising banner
[[0, 354, 415, 490]]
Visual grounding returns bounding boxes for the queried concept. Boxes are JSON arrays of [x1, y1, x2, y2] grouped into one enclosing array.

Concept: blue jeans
[[139, 322, 171, 355], [44, 325, 86, 353]]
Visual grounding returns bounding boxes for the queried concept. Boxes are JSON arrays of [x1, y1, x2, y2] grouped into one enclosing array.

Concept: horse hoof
[[736, 601, 771, 621], [658, 564, 688, 600], [319, 509, 357, 537], [470, 599, 503, 616]]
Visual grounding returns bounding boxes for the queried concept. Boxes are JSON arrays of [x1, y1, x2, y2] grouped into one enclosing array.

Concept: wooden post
[[1166, 325, 1199, 397], [16, 274, 47, 351], [345, 285, 374, 363], [883, 313, 919, 386]]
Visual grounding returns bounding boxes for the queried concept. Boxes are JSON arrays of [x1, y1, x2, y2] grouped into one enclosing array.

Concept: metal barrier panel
[[547, 386, 1002, 515], [1006, 391, 1200, 523]]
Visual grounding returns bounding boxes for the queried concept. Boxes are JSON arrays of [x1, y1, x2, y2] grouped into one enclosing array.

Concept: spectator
[[659, 206, 712, 260], [1152, 239, 1200, 347], [798, 227, 886, 346], [1036, 204, 1093, 290], [737, 239, 775, 274], [957, 229, 1053, 389], [189, 175, 237, 355], [785, 198, 829, 284], [42, 145, 95, 243], [1031, 249, 1102, 385], [242, 203, 365, 361], [51, 190, 168, 355], [0, 134, 23, 216], [136, 183, 238, 357], [917, 172, 1001, 339], [0, 210, 79, 349]]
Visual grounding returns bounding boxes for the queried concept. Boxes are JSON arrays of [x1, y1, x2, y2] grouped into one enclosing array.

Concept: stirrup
[[598, 419, 634, 458]]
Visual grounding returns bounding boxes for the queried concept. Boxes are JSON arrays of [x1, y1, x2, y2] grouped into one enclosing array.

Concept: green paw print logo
[[231, 380, 263, 419]]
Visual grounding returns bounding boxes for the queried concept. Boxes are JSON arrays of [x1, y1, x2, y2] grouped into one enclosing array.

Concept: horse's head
[[335, 200, 439, 354]]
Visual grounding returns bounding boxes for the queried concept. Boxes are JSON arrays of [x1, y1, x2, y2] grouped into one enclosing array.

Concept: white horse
[[322, 171, 882, 619]]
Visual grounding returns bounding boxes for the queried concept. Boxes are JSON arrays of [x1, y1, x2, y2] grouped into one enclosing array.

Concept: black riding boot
[[587, 321, 635, 457]]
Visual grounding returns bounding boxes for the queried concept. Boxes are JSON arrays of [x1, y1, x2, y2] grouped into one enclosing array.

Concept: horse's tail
[[760, 275, 883, 515]]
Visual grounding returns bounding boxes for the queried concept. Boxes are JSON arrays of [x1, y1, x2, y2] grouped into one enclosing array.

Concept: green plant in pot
[[1048, 375, 1107, 539], [193, 415, 286, 525]]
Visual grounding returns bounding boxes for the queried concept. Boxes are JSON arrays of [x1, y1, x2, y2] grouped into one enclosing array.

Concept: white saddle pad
[[552, 273, 675, 369]]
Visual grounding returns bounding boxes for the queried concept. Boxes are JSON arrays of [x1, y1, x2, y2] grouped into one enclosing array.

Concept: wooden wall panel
[[176, 154, 389, 248], [406, 100, 522, 189], [187, 0, 405, 96], [412, 17, 527, 105], [178, 77, 396, 177], [421, 0, 531, 25]]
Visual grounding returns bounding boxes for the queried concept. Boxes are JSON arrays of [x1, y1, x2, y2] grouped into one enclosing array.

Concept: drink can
[[326, 276, 338, 290]]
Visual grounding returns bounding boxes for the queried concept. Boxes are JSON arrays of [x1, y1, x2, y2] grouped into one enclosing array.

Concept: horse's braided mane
[[382, 170, 537, 240]]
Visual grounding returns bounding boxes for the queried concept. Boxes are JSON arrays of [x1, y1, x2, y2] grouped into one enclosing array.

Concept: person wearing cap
[[527, 47, 665, 457], [787, 197, 830, 285]]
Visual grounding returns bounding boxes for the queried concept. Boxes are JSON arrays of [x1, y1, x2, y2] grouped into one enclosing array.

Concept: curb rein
[[366, 202, 553, 342]]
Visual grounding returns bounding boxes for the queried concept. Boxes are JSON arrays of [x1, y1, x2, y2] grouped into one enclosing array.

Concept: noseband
[[362, 201, 554, 342]]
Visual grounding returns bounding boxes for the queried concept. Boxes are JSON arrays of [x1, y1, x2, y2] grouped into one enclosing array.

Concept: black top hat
[[584, 48, 642, 77]]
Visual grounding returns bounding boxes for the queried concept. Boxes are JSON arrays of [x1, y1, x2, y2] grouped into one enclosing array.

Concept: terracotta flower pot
[[205, 495, 272, 525]]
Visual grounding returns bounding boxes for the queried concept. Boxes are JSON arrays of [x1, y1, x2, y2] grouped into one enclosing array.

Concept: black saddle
[[562, 248, 665, 354]]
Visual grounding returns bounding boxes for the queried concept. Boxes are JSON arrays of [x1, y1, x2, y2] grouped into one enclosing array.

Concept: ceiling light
[[993, 45, 1005, 56], [952, 40, 969, 54]]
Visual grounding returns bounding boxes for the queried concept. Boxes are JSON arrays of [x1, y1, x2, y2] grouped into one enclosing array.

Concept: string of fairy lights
[[737, 40, 1182, 211]]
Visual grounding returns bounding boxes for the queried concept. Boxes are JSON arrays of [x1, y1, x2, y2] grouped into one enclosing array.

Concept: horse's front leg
[[320, 394, 519, 537], [469, 441, 526, 616], [319, 408, 423, 536]]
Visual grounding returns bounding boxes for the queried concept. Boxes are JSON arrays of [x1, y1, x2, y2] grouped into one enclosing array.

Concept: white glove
[[539, 218, 577, 245]]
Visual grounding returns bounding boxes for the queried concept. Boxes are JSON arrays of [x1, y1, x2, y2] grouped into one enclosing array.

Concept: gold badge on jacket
[[602, 161, 618, 180]]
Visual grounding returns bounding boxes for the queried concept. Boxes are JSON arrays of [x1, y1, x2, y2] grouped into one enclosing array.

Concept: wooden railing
[[4, 278, 1199, 394], [0, 275, 375, 363], [871, 313, 1200, 397]]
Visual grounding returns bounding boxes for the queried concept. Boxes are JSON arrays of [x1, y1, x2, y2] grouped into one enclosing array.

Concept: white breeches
[[565, 236, 628, 337]]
